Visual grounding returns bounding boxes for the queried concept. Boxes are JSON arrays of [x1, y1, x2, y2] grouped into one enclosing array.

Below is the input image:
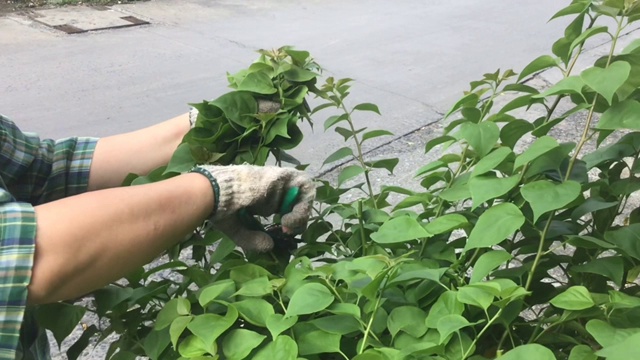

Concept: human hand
[[190, 164, 315, 252]]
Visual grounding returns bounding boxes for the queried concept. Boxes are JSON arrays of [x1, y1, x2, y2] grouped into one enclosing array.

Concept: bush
[[38, 1, 640, 359]]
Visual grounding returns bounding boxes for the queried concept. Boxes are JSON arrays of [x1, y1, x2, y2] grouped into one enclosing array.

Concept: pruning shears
[[237, 187, 301, 251]]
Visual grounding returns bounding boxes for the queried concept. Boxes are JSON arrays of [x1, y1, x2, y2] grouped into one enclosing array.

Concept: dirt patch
[[0, 0, 146, 16]]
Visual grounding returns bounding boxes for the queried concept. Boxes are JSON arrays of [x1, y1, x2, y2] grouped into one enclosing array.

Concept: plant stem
[[564, 17, 623, 179], [463, 308, 503, 359], [358, 200, 368, 255], [359, 295, 382, 354], [339, 101, 377, 207], [525, 215, 554, 291]]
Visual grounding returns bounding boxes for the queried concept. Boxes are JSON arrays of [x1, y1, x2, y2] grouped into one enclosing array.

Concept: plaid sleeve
[[0, 114, 97, 205], [0, 196, 36, 358], [0, 114, 98, 357]]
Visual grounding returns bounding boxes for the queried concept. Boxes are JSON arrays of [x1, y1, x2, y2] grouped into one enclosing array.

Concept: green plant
[[37, 1, 640, 359]]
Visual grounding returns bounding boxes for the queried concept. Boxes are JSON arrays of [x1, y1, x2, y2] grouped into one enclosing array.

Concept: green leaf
[[155, 298, 191, 330], [178, 335, 211, 358], [92, 285, 133, 317], [170, 316, 193, 350], [286, 283, 335, 317], [596, 332, 640, 360], [328, 303, 361, 318], [521, 180, 581, 222], [500, 344, 556, 360], [230, 263, 272, 284], [586, 319, 640, 348], [596, 100, 640, 130], [389, 267, 447, 285], [309, 315, 361, 335], [237, 71, 277, 94], [465, 203, 525, 251], [570, 26, 610, 55], [455, 121, 500, 157], [500, 119, 534, 149], [572, 256, 624, 287], [142, 328, 171, 360], [498, 94, 541, 115], [569, 344, 597, 360], [423, 214, 468, 235], [415, 160, 448, 177], [35, 303, 86, 347], [323, 114, 348, 130], [188, 312, 237, 346], [580, 61, 631, 104], [210, 237, 237, 263], [425, 291, 464, 328], [514, 136, 560, 169], [370, 216, 430, 244], [472, 147, 513, 176], [234, 298, 275, 327], [534, 75, 585, 99], [437, 314, 471, 344], [517, 55, 559, 82], [457, 286, 494, 310], [67, 325, 99, 360], [252, 335, 298, 360], [550, 286, 594, 310], [445, 93, 479, 118], [387, 306, 428, 338], [550, 1, 589, 20], [469, 175, 521, 210], [362, 129, 393, 142], [265, 116, 291, 144], [165, 143, 196, 174], [266, 314, 298, 340], [623, 38, 640, 54], [368, 158, 400, 174], [294, 323, 342, 356], [233, 276, 273, 297], [425, 135, 456, 153], [223, 329, 267, 360], [199, 279, 236, 307], [571, 197, 619, 220], [353, 103, 381, 114], [604, 224, 640, 260], [209, 92, 257, 128], [338, 165, 365, 186], [609, 290, 640, 310], [470, 250, 513, 284], [283, 67, 318, 82]]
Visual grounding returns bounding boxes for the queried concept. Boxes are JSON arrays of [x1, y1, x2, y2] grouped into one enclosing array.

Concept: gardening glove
[[188, 99, 281, 128], [190, 164, 315, 252]]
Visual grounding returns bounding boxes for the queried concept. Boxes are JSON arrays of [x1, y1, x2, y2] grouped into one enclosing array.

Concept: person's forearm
[[87, 113, 190, 191], [28, 173, 212, 305]]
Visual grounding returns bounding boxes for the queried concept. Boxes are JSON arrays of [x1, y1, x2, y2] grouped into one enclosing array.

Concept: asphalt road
[[0, 0, 569, 174]]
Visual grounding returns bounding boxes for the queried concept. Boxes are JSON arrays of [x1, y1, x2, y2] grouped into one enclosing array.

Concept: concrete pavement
[[2, 1, 640, 358], [0, 0, 571, 174]]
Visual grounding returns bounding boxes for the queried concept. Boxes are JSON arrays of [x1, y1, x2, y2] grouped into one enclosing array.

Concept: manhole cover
[[26, 6, 149, 34]]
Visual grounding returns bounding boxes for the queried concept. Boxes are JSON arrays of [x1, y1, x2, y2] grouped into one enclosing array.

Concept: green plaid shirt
[[0, 114, 97, 359]]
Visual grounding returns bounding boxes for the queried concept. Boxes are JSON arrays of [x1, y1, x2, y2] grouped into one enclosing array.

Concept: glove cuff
[[189, 167, 220, 217]]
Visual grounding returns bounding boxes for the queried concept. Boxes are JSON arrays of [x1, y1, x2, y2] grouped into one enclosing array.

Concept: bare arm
[[28, 173, 213, 305], [87, 113, 191, 191]]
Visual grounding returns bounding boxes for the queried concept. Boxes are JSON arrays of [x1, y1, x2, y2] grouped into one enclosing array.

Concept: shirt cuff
[[0, 202, 36, 357], [63, 136, 98, 197]]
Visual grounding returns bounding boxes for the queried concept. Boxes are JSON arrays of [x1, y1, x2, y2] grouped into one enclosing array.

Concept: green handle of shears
[[280, 187, 300, 215]]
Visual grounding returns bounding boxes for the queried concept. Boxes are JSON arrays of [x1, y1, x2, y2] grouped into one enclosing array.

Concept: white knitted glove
[[190, 165, 315, 252]]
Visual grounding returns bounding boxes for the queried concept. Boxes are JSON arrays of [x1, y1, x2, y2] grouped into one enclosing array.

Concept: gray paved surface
[[2, 1, 639, 358], [0, 0, 571, 174]]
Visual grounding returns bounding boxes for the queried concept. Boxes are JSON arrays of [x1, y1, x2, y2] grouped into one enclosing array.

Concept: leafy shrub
[[38, 1, 640, 359]]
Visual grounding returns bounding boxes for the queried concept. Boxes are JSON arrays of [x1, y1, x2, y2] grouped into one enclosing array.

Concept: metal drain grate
[[27, 7, 150, 34]]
